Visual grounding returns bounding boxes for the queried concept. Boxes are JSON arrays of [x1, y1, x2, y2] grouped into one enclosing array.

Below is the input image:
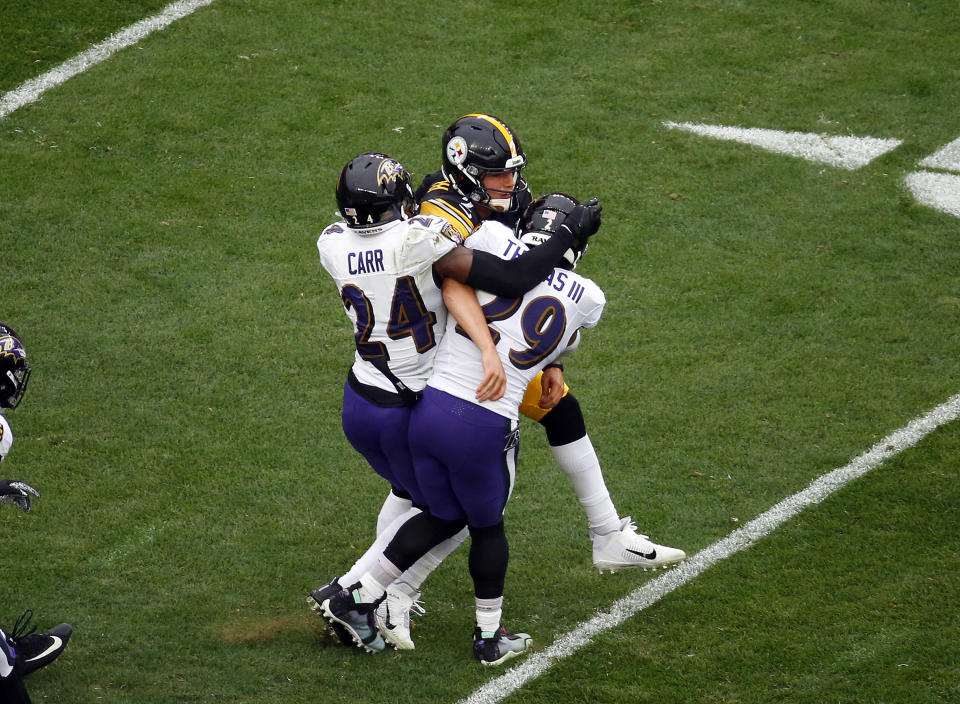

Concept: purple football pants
[[340, 380, 422, 505], [408, 386, 518, 528]]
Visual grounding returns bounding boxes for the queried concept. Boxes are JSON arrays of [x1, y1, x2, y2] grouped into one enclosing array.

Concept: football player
[[319, 194, 606, 665], [307, 154, 600, 649], [345, 115, 686, 651], [412, 116, 686, 570], [1, 324, 73, 703]]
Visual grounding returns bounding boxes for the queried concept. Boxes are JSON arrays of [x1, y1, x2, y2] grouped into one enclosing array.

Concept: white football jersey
[[316, 214, 461, 393], [0, 413, 12, 462], [429, 225, 606, 419]]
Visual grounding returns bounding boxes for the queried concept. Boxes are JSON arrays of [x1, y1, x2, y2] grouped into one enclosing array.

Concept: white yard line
[[460, 392, 960, 704], [0, 0, 215, 119], [906, 171, 960, 218], [662, 121, 902, 170], [918, 136, 960, 172]]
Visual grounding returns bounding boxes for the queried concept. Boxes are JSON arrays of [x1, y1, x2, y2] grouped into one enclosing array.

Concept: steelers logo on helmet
[[440, 114, 529, 213], [446, 136, 468, 166]]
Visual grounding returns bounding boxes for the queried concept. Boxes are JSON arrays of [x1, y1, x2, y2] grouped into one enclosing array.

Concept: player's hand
[[0, 479, 40, 513], [476, 347, 506, 402], [560, 197, 602, 247], [538, 365, 565, 409]]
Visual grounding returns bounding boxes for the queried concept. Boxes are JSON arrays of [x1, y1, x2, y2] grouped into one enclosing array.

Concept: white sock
[[340, 507, 421, 586], [357, 570, 391, 603], [376, 491, 413, 536], [550, 434, 621, 535], [475, 596, 503, 634]]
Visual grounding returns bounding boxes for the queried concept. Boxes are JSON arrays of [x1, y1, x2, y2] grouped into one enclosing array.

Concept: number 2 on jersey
[[341, 277, 439, 361]]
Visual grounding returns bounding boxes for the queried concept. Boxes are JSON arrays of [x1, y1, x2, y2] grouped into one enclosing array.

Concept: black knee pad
[[538, 393, 587, 446], [384, 512, 465, 571]]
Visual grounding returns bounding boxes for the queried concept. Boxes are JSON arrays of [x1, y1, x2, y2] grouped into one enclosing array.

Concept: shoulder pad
[[319, 221, 347, 237], [418, 196, 479, 241], [404, 215, 464, 245]]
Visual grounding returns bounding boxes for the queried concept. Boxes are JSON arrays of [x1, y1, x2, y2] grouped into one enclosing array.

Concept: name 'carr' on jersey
[[348, 249, 385, 275]]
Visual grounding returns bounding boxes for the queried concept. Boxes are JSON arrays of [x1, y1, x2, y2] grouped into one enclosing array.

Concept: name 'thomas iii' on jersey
[[429, 226, 605, 420]]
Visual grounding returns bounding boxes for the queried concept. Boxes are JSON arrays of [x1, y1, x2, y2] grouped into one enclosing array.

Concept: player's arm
[[432, 240, 565, 298], [434, 207, 596, 298], [465, 199, 601, 296], [441, 277, 505, 402]]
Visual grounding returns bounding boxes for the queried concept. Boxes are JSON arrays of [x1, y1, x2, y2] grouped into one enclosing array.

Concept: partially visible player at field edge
[[0, 324, 73, 704], [319, 193, 606, 665]]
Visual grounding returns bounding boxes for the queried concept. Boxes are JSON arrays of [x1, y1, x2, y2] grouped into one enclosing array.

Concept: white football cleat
[[375, 586, 425, 650], [592, 517, 686, 573]]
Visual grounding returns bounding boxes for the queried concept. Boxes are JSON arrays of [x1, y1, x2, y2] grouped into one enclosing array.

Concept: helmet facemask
[[2, 365, 31, 409], [468, 159, 528, 213]]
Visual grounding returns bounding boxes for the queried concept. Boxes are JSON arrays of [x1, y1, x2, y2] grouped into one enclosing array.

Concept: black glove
[[559, 197, 602, 248], [0, 479, 40, 513]]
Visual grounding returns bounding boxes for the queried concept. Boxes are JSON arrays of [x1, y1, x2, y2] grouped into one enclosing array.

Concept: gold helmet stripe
[[465, 113, 519, 158]]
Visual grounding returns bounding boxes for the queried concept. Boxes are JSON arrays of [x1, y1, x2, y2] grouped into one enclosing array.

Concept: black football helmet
[[441, 114, 528, 213], [336, 152, 416, 231], [518, 193, 589, 270], [0, 324, 31, 410]]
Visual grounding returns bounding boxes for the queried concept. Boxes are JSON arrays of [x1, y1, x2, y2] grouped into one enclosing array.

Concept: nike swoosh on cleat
[[626, 548, 657, 560], [383, 604, 397, 630], [24, 636, 63, 662]]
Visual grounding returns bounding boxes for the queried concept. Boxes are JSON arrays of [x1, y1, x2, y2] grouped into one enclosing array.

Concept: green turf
[[1, 0, 958, 702], [0, 1, 174, 94]]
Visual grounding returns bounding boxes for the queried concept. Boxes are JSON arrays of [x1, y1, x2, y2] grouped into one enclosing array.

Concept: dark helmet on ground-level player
[[441, 114, 528, 213], [519, 193, 593, 271], [336, 152, 416, 232], [0, 324, 31, 409]]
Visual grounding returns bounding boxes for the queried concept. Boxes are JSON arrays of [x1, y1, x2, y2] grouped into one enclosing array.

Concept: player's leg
[[426, 420, 532, 667], [340, 381, 420, 503], [521, 374, 686, 572], [1, 626, 32, 704], [373, 524, 466, 650], [367, 389, 484, 649], [320, 511, 466, 653], [467, 521, 531, 666], [422, 392, 531, 666], [521, 375, 621, 536], [375, 489, 413, 536], [317, 388, 475, 651], [308, 381, 419, 644]]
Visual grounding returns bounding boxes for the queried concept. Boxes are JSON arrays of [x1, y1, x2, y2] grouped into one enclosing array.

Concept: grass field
[[2, 1, 958, 702]]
